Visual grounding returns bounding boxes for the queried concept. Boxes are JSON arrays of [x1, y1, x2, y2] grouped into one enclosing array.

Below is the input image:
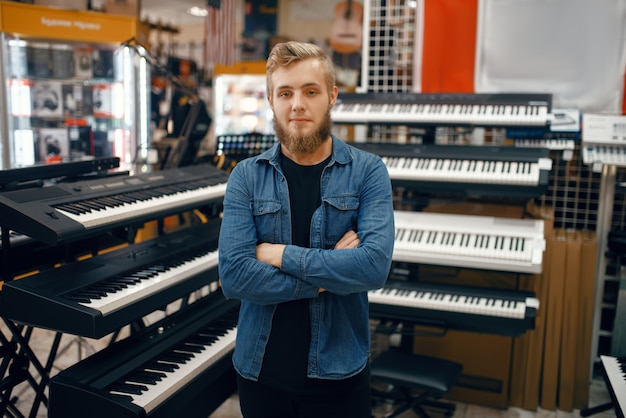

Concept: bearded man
[[218, 41, 395, 418]]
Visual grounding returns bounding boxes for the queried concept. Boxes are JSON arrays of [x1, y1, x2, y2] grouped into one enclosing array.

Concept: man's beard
[[273, 108, 333, 154]]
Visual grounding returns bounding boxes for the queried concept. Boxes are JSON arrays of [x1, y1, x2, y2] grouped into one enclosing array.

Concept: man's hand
[[319, 230, 360, 293], [256, 242, 286, 268], [334, 230, 360, 250]]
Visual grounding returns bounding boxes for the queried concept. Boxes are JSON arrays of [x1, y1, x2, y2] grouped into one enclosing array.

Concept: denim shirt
[[218, 135, 395, 381]]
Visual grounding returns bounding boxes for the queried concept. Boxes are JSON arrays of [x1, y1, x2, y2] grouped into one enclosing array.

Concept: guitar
[[329, 0, 363, 54]]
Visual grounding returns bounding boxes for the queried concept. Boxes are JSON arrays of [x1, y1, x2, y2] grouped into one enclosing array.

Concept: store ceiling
[[140, 0, 208, 27]]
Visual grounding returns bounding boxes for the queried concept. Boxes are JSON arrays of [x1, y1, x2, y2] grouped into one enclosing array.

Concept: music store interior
[[0, 0, 624, 417]]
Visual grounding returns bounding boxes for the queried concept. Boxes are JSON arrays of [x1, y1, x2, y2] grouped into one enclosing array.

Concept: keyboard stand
[[0, 317, 62, 417], [54, 336, 98, 365], [580, 401, 614, 417], [581, 250, 626, 417]]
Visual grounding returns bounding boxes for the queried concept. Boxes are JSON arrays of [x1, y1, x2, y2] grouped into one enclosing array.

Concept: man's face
[[268, 58, 338, 155]]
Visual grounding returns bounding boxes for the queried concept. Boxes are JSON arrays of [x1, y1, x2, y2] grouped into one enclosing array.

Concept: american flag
[[205, 0, 237, 66]]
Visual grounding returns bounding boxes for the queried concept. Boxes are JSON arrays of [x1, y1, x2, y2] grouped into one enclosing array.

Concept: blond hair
[[266, 41, 336, 96]]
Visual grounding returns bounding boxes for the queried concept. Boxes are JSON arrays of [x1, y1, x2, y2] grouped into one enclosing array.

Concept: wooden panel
[[540, 229, 567, 410], [510, 204, 554, 410], [574, 231, 598, 408], [558, 230, 582, 411]]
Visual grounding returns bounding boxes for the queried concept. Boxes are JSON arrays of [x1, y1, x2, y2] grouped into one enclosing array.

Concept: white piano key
[[110, 326, 237, 413], [80, 250, 219, 315], [56, 183, 227, 229], [332, 100, 549, 126], [381, 155, 541, 185], [600, 355, 626, 415], [391, 211, 545, 274], [368, 287, 529, 319]]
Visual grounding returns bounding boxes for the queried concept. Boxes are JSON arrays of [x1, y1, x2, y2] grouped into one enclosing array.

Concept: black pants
[[236, 373, 372, 418]]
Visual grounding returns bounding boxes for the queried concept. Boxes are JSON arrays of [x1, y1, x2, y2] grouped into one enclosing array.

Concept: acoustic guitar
[[329, 0, 363, 54]]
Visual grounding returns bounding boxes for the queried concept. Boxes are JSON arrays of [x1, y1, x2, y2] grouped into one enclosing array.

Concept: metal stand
[[611, 262, 626, 356], [582, 165, 620, 417], [0, 317, 62, 418], [53, 336, 98, 367]]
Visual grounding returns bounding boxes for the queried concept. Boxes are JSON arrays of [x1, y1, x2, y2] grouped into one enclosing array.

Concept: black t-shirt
[[258, 154, 329, 393]]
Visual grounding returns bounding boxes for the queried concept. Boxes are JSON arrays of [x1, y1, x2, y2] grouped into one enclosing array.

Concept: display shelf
[[0, 1, 149, 171]]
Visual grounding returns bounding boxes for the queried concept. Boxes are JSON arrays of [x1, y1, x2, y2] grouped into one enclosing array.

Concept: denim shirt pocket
[[251, 199, 282, 243], [323, 195, 360, 246]]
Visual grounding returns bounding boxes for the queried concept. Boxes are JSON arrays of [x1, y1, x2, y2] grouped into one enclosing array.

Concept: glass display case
[[213, 74, 274, 137], [212, 73, 276, 160], [0, 2, 151, 172]]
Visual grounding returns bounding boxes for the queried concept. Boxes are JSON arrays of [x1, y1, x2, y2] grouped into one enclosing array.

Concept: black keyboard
[[333, 92, 552, 127], [369, 279, 539, 336], [49, 293, 239, 418], [352, 142, 552, 198], [0, 222, 221, 338], [0, 163, 229, 246]]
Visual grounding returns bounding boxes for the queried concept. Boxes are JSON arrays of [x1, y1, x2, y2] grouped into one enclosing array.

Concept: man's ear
[[329, 85, 339, 108]]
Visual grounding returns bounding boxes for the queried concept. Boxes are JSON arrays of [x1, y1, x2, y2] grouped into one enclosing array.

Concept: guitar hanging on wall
[[329, 0, 363, 54]]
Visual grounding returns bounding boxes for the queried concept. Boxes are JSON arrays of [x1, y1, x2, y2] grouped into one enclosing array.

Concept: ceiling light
[[187, 6, 208, 17]]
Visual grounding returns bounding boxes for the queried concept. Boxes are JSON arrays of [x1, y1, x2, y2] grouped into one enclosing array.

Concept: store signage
[[0, 2, 136, 43]]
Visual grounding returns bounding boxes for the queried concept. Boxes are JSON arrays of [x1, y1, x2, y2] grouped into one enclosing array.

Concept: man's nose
[[291, 93, 304, 110]]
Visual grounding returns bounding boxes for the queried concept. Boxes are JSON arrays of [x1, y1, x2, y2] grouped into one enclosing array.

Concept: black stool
[[370, 348, 463, 418]]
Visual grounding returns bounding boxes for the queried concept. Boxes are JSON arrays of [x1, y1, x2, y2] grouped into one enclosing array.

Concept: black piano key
[[109, 393, 135, 402], [187, 335, 218, 346], [54, 204, 82, 215], [73, 202, 96, 213], [109, 382, 149, 395], [173, 343, 205, 354], [113, 194, 136, 204], [106, 278, 132, 288], [81, 200, 105, 211], [160, 352, 193, 363], [91, 283, 126, 292], [144, 361, 179, 372], [132, 370, 167, 381], [66, 295, 92, 303], [99, 196, 124, 207], [200, 327, 229, 338], [114, 277, 142, 284], [125, 374, 160, 385], [80, 291, 106, 299]]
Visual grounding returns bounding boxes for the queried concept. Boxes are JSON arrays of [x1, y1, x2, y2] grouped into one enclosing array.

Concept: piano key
[[351, 142, 552, 199], [381, 155, 540, 185], [0, 163, 230, 246], [108, 324, 237, 413], [368, 280, 539, 336], [369, 286, 528, 319], [0, 222, 222, 338], [392, 210, 546, 274], [583, 145, 626, 167], [55, 181, 227, 229], [76, 249, 218, 316], [49, 295, 240, 418], [600, 355, 626, 416], [332, 92, 551, 127]]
